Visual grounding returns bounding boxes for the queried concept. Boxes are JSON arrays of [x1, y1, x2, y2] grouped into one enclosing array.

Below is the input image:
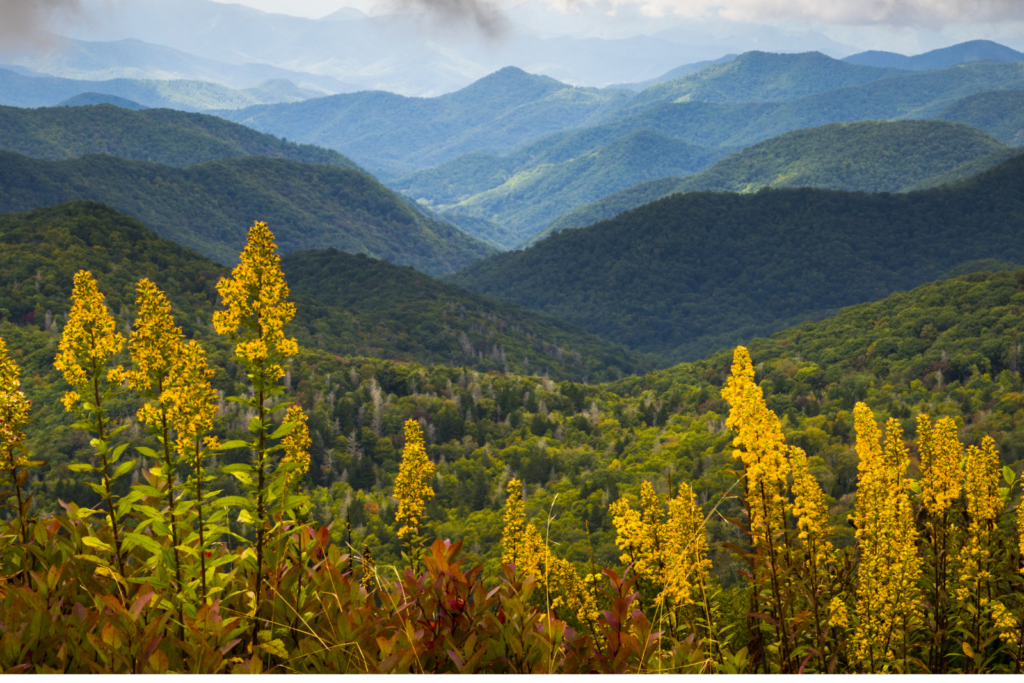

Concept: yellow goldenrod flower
[[917, 414, 963, 518], [55, 270, 125, 408], [661, 481, 712, 609], [280, 404, 311, 486], [212, 221, 297, 383], [165, 340, 219, 462], [851, 404, 922, 671], [953, 437, 1003, 631], [394, 418, 435, 541], [126, 278, 183, 394], [721, 346, 790, 550], [791, 446, 834, 571], [501, 476, 599, 628], [0, 336, 31, 472]]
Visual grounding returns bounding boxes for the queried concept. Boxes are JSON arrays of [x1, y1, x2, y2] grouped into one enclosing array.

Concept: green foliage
[[545, 120, 1010, 236], [623, 50, 903, 112], [409, 131, 726, 248], [668, 120, 1007, 194], [218, 67, 634, 179], [449, 152, 1024, 361], [938, 89, 1024, 146], [0, 151, 492, 275], [281, 248, 648, 382], [0, 104, 361, 170]]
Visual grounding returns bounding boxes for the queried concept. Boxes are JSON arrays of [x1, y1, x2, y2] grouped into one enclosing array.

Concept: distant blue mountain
[[59, 92, 148, 110], [844, 40, 1024, 71]]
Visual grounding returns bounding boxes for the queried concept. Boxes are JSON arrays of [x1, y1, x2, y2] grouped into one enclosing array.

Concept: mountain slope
[[670, 120, 1005, 194], [281, 248, 649, 381], [622, 51, 903, 112], [214, 67, 635, 178], [0, 151, 491, 275], [938, 90, 1024, 146], [59, 92, 147, 109], [0, 104, 361, 169], [545, 120, 1009, 234], [844, 40, 1024, 71], [0, 67, 321, 111], [448, 152, 1024, 362], [407, 131, 726, 248]]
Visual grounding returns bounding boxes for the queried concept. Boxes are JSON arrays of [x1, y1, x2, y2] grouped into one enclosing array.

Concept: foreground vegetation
[[3, 218, 1024, 672]]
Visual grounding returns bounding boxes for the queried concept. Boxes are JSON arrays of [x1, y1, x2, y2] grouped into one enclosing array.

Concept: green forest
[[452, 151, 1024, 360], [0, 104, 361, 170], [0, 151, 491, 274]]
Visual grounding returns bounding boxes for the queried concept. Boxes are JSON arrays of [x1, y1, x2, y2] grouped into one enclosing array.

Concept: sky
[[203, 0, 1024, 52]]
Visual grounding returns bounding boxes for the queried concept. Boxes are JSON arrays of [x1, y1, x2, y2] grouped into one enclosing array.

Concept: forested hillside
[[215, 67, 635, 178], [450, 152, 1024, 361], [844, 39, 1024, 70], [0, 151, 490, 274], [623, 51, 903, 112], [406, 131, 726, 248], [541, 120, 1011, 235], [0, 67, 319, 111], [938, 89, 1024, 146], [0, 104, 361, 169]]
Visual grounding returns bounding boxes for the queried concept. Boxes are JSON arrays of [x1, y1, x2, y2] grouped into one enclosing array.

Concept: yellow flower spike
[[721, 346, 791, 548], [394, 418, 435, 541], [55, 270, 125, 407], [790, 446, 834, 570], [165, 340, 219, 462], [917, 414, 963, 517], [280, 404, 311, 486], [661, 481, 712, 609], [851, 404, 922, 671], [212, 221, 297, 383], [0, 336, 31, 472], [953, 436, 1004, 642], [127, 278, 183, 395], [502, 478, 528, 567]]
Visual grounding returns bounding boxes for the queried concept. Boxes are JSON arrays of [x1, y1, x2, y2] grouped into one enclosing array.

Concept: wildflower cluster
[[54, 270, 125, 410], [280, 404, 311, 487], [212, 221, 297, 383], [0, 337, 31, 473], [851, 405, 922, 671], [394, 418, 434, 541]]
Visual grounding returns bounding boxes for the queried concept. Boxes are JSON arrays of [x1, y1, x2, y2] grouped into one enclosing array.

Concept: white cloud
[[562, 0, 1024, 27]]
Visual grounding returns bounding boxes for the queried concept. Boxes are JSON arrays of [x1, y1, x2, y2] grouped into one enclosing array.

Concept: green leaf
[[270, 421, 298, 440], [230, 471, 254, 486], [109, 443, 130, 464], [237, 509, 255, 525], [226, 396, 255, 407], [221, 463, 255, 474], [963, 641, 975, 659], [1004, 466, 1016, 485], [124, 532, 164, 556], [74, 554, 110, 568], [216, 440, 251, 452], [248, 416, 263, 434], [908, 480, 921, 494], [67, 463, 97, 473], [215, 496, 253, 509], [81, 536, 114, 553], [136, 446, 159, 459], [259, 639, 290, 659], [111, 459, 137, 481]]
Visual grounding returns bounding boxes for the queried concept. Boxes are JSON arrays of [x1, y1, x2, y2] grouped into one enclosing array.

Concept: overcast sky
[[206, 0, 1024, 51]]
